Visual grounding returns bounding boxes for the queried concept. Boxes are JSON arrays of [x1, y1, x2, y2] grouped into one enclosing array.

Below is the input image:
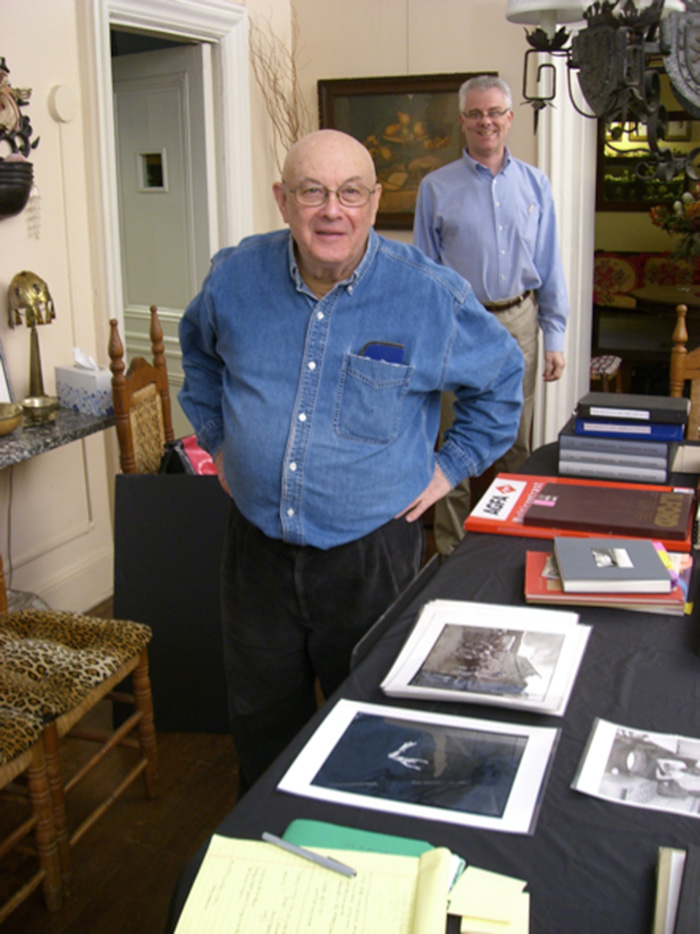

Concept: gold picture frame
[[318, 72, 494, 229]]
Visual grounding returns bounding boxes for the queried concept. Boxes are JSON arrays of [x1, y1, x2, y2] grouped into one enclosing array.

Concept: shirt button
[[347, 285, 354, 295], [500, 249, 506, 255], [287, 508, 294, 517], [289, 462, 297, 471], [316, 311, 324, 320], [308, 361, 316, 371], [298, 413, 307, 422]]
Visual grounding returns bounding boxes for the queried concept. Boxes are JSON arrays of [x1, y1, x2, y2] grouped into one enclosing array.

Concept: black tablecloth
[[167, 447, 700, 934]]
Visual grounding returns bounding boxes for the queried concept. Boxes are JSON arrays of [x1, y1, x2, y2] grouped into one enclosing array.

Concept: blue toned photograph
[[311, 711, 526, 818]]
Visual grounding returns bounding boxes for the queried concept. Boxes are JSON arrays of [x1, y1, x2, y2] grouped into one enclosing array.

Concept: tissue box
[[55, 365, 114, 417]]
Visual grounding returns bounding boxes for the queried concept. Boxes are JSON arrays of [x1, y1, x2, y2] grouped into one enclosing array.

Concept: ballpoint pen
[[262, 831, 357, 878]]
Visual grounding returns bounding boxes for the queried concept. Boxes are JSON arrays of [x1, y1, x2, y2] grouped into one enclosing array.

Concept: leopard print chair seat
[[0, 610, 151, 720], [0, 700, 42, 766], [0, 705, 62, 920], [0, 606, 158, 895]]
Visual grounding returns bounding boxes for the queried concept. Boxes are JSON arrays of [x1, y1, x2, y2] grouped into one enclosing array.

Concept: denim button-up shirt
[[179, 228, 524, 549]]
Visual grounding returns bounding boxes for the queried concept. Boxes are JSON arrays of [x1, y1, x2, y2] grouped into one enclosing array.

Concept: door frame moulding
[[90, 0, 253, 331], [532, 54, 596, 448]]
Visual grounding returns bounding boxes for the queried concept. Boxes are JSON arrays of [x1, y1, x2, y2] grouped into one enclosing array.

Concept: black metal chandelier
[[506, 1, 700, 181]]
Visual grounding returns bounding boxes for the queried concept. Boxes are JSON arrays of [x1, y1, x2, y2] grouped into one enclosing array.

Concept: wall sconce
[[0, 56, 39, 219], [506, 1, 698, 181]]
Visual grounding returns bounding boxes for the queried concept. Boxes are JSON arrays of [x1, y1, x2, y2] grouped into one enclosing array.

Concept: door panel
[[112, 45, 211, 439]]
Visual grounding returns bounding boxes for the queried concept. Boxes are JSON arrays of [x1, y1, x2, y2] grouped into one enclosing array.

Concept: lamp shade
[[505, 0, 585, 25], [505, 0, 685, 23]]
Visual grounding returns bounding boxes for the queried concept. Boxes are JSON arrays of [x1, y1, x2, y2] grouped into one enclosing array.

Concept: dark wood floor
[[0, 599, 239, 934]]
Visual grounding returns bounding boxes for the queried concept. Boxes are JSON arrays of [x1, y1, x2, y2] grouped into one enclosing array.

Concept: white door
[[112, 44, 212, 439]]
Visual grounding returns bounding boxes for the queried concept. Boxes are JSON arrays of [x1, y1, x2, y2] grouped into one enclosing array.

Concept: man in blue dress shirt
[[179, 129, 524, 792], [414, 74, 569, 555]]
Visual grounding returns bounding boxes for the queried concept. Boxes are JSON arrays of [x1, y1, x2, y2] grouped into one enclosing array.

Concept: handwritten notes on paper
[[174, 835, 451, 934]]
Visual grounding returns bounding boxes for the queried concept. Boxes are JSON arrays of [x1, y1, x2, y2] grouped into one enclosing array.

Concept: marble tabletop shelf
[[0, 406, 114, 469]]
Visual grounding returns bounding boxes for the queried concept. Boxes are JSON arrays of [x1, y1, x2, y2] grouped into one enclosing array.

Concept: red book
[[524, 550, 689, 616], [464, 474, 695, 552]]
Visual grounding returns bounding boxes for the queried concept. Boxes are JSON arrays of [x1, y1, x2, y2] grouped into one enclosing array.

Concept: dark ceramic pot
[[0, 160, 33, 219]]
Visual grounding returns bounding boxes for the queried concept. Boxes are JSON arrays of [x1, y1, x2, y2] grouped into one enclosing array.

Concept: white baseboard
[[26, 547, 114, 614]]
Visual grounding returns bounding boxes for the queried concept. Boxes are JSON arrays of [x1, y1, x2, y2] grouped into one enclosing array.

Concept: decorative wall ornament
[[0, 56, 40, 219]]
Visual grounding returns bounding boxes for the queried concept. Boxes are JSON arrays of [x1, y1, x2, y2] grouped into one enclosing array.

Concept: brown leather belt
[[482, 290, 531, 312]]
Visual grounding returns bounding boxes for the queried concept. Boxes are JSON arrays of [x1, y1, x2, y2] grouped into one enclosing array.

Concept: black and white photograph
[[591, 547, 629, 569], [278, 699, 560, 834], [410, 624, 559, 698], [573, 719, 700, 817], [380, 600, 589, 716]]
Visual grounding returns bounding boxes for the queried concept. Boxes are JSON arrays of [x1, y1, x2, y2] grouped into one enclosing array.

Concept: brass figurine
[[7, 270, 56, 402]]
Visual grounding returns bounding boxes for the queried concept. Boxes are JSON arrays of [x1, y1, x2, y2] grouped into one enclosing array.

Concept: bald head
[[273, 129, 382, 293], [282, 129, 377, 187]]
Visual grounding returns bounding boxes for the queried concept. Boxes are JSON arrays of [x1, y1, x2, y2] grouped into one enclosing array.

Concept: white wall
[[292, 0, 537, 215], [246, 0, 538, 234], [0, 0, 113, 610]]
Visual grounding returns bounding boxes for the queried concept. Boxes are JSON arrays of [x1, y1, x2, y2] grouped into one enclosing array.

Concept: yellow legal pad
[[174, 834, 452, 933]]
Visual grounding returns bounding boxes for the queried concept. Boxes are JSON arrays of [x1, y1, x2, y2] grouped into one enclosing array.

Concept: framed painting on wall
[[318, 72, 493, 229]]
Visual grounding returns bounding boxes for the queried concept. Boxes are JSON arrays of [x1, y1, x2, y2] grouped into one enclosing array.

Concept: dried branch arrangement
[[248, 11, 313, 172]]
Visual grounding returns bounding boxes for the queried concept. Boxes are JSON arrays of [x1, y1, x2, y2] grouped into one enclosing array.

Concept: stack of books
[[558, 392, 691, 483], [524, 537, 693, 616], [465, 473, 696, 553]]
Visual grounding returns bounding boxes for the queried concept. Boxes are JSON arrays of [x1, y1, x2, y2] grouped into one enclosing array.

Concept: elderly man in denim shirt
[[179, 129, 524, 793]]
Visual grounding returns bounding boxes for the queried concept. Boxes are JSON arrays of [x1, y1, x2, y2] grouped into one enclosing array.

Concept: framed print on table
[[318, 72, 493, 229], [278, 698, 559, 834]]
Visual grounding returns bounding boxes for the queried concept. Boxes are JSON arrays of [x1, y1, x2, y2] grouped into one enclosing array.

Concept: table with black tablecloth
[[166, 445, 700, 934]]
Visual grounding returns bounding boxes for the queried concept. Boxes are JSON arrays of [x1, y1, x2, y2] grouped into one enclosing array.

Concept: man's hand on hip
[[397, 463, 452, 523], [214, 450, 232, 497]]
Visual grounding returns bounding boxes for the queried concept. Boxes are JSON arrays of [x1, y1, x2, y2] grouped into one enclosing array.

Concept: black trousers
[[220, 501, 425, 793]]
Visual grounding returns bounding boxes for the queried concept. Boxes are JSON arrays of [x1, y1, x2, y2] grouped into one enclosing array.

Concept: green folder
[[283, 818, 433, 857], [283, 818, 466, 894]]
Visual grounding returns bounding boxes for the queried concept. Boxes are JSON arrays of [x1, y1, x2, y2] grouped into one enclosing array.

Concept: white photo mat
[[380, 599, 588, 716], [278, 699, 560, 835], [573, 718, 700, 818]]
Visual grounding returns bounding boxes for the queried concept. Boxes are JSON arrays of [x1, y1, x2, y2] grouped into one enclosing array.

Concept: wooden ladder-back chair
[[0, 706, 62, 921], [109, 305, 175, 473], [0, 554, 158, 898], [670, 303, 700, 440]]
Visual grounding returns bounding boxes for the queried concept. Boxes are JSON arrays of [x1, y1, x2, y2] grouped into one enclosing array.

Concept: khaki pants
[[434, 293, 538, 555]]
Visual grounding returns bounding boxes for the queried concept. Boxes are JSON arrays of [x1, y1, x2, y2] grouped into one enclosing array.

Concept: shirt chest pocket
[[518, 201, 541, 250], [334, 353, 413, 444]]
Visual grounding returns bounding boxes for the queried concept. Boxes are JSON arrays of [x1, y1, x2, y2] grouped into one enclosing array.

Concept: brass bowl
[[21, 395, 58, 426], [0, 401, 23, 436]]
